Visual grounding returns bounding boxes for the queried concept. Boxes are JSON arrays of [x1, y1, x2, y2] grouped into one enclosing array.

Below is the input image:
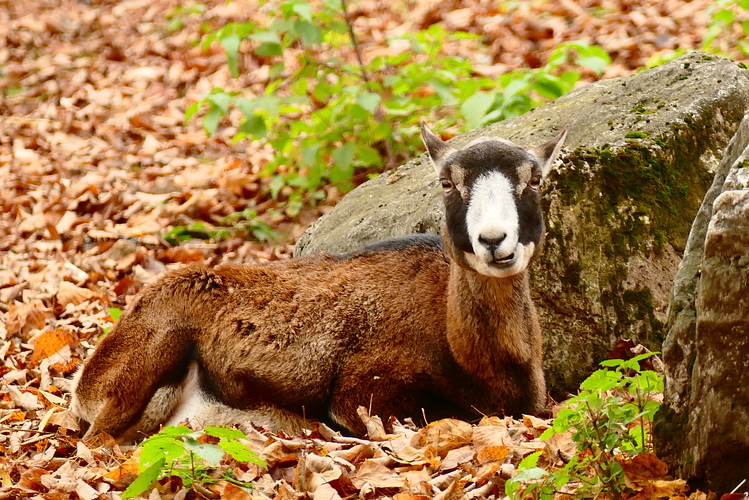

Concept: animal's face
[[422, 123, 567, 278]]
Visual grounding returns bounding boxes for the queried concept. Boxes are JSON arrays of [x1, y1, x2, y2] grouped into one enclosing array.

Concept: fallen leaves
[[0, 0, 744, 498], [5, 301, 48, 339]]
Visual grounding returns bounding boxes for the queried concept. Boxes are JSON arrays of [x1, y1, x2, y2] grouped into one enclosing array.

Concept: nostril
[[478, 234, 506, 250]]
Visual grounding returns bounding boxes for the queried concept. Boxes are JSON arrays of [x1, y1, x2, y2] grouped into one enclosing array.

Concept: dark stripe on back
[[339, 233, 443, 258]]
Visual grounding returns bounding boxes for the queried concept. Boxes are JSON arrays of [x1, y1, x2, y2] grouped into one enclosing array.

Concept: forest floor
[[0, 0, 745, 498]]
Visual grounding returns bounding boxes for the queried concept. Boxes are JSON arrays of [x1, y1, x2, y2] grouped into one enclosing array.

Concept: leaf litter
[[0, 0, 741, 498]]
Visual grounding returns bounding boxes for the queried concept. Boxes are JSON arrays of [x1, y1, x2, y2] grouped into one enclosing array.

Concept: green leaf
[[220, 34, 241, 78], [502, 75, 530, 101], [139, 434, 185, 468], [507, 466, 548, 487], [712, 8, 735, 24], [219, 439, 265, 464], [292, 2, 313, 20], [532, 75, 567, 100], [356, 143, 383, 166], [430, 79, 455, 104], [206, 91, 232, 113], [576, 53, 610, 75], [203, 105, 223, 135], [257, 96, 282, 116], [156, 425, 193, 436], [201, 31, 218, 51], [356, 92, 381, 115], [518, 450, 542, 470], [239, 113, 267, 138], [256, 41, 283, 57], [294, 19, 322, 46], [599, 358, 625, 368], [539, 427, 555, 440], [269, 175, 286, 199], [184, 439, 225, 467], [122, 458, 165, 498], [250, 31, 281, 44], [460, 91, 496, 129], [184, 101, 203, 125], [580, 369, 623, 392], [332, 143, 356, 172], [108, 307, 123, 322], [204, 426, 245, 439]]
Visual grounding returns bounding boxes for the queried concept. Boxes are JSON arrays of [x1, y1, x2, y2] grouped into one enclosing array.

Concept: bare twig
[[0, 426, 52, 434], [22, 433, 56, 446]]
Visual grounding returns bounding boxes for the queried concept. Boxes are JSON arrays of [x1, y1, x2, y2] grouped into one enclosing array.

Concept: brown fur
[[71, 125, 565, 442]]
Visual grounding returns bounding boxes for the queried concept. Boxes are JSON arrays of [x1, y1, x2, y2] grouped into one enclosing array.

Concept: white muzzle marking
[[465, 171, 534, 278]]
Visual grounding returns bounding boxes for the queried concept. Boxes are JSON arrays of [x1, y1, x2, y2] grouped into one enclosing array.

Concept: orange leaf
[[410, 419, 473, 457], [30, 328, 77, 364], [104, 454, 140, 482], [6, 300, 49, 338], [620, 452, 669, 481], [217, 482, 253, 500], [476, 445, 510, 465], [56, 281, 100, 309]]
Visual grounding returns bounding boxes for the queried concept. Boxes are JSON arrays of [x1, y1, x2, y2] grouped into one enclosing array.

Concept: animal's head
[[421, 122, 567, 278]]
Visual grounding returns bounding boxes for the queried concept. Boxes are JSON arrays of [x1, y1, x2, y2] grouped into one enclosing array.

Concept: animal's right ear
[[421, 122, 457, 176]]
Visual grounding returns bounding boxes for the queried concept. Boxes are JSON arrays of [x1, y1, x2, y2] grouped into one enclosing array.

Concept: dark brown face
[[421, 122, 567, 278]]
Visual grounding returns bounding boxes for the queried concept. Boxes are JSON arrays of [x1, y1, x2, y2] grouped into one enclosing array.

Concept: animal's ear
[[421, 122, 456, 176], [531, 125, 569, 178]]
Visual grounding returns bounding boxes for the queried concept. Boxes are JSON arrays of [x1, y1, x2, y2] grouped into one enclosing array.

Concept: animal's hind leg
[[115, 382, 186, 443], [72, 318, 194, 441]]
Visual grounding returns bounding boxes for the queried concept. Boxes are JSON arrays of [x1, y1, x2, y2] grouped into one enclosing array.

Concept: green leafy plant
[[101, 307, 123, 336], [703, 0, 749, 56], [165, 3, 206, 33], [216, 208, 278, 242], [162, 222, 215, 245], [162, 210, 277, 245], [506, 353, 663, 500], [647, 0, 749, 67], [123, 425, 265, 498], [183, 0, 610, 214]]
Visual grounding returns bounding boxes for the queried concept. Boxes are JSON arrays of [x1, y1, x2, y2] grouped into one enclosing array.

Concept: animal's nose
[[478, 234, 506, 253]]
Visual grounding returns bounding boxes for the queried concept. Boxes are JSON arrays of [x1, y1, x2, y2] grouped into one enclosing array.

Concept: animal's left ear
[[531, 125, 569, 178]]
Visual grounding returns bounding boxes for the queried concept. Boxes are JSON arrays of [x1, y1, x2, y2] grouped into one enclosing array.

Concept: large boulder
[[296, 53, 749, 393], [654, 116, 749, 494]]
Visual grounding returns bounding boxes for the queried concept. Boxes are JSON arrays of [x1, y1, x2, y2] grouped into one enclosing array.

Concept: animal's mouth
[[493, 253, 515, 264]]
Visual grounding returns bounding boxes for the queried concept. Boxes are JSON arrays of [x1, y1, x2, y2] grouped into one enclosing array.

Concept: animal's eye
[[529, 176, 542, 189], [441, 179, 455, 191]]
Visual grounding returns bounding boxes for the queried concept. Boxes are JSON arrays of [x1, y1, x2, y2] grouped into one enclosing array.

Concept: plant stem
[[634, 374, 646, 452], [585, 404, 622, 500], [339, 0, 396, 167], [340, 0, 369, 85]]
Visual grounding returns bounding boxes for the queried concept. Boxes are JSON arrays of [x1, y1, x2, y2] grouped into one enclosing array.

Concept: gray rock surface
[[296, 53, 749, 393], [655, 116, 749, 493]]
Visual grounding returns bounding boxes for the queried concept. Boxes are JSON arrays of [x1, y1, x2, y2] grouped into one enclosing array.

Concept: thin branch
[[340, 0, 370, 85], [340, 0, 396, 168], [0, 426, 52, 434]]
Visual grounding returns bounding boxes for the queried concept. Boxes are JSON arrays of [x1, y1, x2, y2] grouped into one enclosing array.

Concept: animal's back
[[145, 235, 455, 431]]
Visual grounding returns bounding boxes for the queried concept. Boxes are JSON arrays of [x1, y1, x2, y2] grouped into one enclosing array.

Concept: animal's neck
[[445, 262, 535, 380]]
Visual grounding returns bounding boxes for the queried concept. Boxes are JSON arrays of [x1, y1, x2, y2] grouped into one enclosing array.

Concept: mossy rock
[[296, 53, 749, 394]]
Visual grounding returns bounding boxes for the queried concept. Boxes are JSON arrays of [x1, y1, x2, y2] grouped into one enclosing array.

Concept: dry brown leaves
[[0, 0, 740, 498]]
